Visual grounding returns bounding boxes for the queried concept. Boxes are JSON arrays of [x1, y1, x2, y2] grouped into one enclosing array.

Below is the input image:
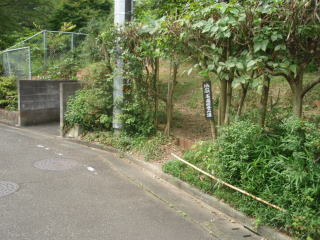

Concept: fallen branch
[[171, 153, 286, 212]]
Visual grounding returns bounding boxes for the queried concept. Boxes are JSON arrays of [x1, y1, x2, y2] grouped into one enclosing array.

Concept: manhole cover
[[0, 181, 19, 198], [34, 158, 78, 171]]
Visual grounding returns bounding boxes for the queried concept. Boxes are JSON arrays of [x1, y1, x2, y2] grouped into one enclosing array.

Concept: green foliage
[[48, 0, 111, 31], [42, 57, 80, 80], [135, 0, 194, 21], [114, 23, 160, 137], [0, 76, 17, 110], [117, 132, 168, 161], [138, 132, 168, 161], [83, 131, 168, 161], [122, 96, 156, 137], [66, 22, 159, 138], [0, 0, 50, 49], [178, 0, 320, 118], [164, 117, 320, 238], [0, 28, 38, 51], [65, 86, 113, 131], [81, 19, 115, 63]]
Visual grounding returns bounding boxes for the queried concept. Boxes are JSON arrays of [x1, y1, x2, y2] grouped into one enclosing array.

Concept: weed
[[83, 131, 168, 162], [163, 117, 320, 239]]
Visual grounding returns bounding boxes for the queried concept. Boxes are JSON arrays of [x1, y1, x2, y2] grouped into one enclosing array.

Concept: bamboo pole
[[171, 153, 286, 212]]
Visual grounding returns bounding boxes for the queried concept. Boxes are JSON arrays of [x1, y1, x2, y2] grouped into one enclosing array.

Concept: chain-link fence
[[0, 30, 87, 80], [0, 47, 31, 80]]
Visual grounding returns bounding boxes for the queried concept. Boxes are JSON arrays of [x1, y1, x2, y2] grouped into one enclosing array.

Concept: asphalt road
[[0, 123, 261, 240]]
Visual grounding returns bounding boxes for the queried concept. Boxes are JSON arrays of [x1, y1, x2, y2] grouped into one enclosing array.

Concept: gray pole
[[43, 30, 47, 69], [6, 53, 11, 76], [71, 33, 74, 51], [113, 0, 133, 133], [27, 47, 32, 80]]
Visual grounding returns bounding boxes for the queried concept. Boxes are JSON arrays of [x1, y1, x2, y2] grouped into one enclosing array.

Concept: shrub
[[121, 96, 156, 137], [65, 87, 113, 131], [0, 76, 17, 110], [41, 56, 80, 80], [163, 117, 320, 239], [67, 91, 157, 136]]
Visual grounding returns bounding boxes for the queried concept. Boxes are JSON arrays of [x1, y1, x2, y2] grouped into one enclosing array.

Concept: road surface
[[0, 123, 261, 240]]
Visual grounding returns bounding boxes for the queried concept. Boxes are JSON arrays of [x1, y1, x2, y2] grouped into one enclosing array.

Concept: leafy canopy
[[48, 0, 112, 31], [0, 0, 50, 49]]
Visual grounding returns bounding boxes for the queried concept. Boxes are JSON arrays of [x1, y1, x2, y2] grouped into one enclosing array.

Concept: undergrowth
[[163, 117, 320, 239], [0, 76, 17, 110], [65, 86, 113, 131], [82, 131, 168, 162]]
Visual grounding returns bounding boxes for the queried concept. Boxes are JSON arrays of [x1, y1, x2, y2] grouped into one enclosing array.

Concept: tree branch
[[302, 76, 320, 97], [265, 66, 291, 83]]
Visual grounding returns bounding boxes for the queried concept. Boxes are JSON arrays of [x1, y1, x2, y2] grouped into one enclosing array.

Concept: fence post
[[6, 52, 11, 76], [43, 30, 47, 69], [27, 47, 32, 80], [71, 33, 74, 51]]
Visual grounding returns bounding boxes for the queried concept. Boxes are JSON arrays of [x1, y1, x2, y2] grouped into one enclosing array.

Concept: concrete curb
[[0, 109, 19, 126], [65, 138, 291, 240], [0, 119, 17, 126]]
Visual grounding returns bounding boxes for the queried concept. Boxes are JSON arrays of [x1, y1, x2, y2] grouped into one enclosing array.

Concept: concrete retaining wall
[[60, 82, 82, 135], [18, 80, 77, 126], [0, 109, 19, 126]]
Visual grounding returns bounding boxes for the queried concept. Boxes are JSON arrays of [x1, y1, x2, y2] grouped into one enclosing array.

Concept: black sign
[[202, 81, 214, 120]]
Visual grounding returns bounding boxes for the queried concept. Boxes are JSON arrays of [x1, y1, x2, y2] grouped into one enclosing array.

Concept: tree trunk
[[164, 61, 178, 136], [219, 79, 227, 126], [224, 80, 232, 125], [292, 85, 303, 117], [153, 58, 160, 127], [237, 83, 249, 116], [259, 75, 270, 127], [289, 69, 320, 118], [290, 72, 304, 118]]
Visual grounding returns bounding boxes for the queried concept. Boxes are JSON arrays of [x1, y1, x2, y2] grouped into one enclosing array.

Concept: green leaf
[[289, 64, 297, 77], [261, 40, 269, 51], [236, 62, 244, 70], [275, 44, 286, 51], [254, 42, 261, 53], [254, 40, 269, 52], [208, 64, 215, 71], [271, 33, 282, 42], [224, 31, 231, 38], [225, 62, 235, 69], [271, 34, 278, 42], [247, 60, 256, 69]]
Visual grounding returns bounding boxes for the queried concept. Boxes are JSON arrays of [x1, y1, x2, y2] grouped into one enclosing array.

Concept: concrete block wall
[[18, 80, 77, 126]]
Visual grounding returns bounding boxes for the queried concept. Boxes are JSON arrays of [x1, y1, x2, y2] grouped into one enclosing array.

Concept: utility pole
[[113, 0, 133, 134]]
